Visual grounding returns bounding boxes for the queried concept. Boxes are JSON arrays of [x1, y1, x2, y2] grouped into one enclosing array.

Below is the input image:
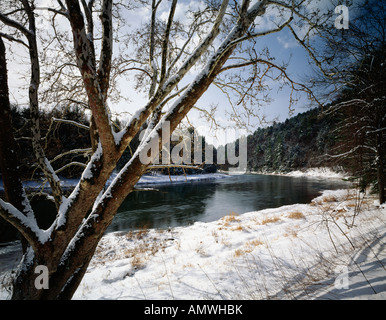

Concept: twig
[[160, 252, 174, 300], [197, 263, 226, 299], [134, 275, 147, 300]]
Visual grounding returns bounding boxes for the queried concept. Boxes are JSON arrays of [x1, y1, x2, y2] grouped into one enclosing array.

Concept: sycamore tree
[[0, 0, 332, 300]]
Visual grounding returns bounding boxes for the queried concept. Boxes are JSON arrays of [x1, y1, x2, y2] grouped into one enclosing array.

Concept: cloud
[[276, 35, 299, 49]]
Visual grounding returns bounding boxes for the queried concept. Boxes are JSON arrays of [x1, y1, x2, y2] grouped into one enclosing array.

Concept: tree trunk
[[0, 36, 25, 244], [376, 131, 385, 204], [0, 0, 274, 300]]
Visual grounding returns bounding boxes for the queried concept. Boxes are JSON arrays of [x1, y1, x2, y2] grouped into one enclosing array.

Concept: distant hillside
[[228, 107, 340, 173]]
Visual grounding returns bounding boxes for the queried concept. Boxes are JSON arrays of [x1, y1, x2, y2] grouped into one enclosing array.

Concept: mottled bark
[[66, 0, 116, 157]]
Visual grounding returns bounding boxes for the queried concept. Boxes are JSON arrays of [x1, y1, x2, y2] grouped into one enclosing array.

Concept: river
[[106, 173, 350, 233]]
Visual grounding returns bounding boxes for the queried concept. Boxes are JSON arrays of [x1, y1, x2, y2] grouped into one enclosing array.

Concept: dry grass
[[195, 242, 208, 257], [104, 227, 168, 269], [246, 239, 264, 249], [131, 255, 145, 269], [220, 212, 244, 231], [284, 230, 298, 238], [311, 194, 339, 206], [231, 225, 244, 231], [322, 195, 339, 203], [222, 211, 240, 225], [234, 248, 245, 257], [234, 239, 264, 257], [287, 211, 305, 220], [126, 225, 150, 240], [261, 216, 281, 225]]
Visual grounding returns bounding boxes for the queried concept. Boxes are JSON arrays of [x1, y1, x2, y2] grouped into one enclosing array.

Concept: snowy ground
[[284, 167, 350, 179], [249, 167, 350, 180], [71, 188, 386, 300], [1, 170, 385, 300]]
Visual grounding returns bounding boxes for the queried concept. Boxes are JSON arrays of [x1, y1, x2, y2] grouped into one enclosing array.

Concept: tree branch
[[116, 0, 231, 152], [159, 0, 178, 86], [228, 15, 293, 47], [0, 199, 43, 251], [55, 161, 88, 174], [148, 0, 159, 98], [0, 32, 29, 47], [51, 117, 90, 130], [0, 12, 32, 37], [97, 0, 113, 100], [65, 0, 116, 156], [20, 0, 64, 209], [51, 148, 92, 163]]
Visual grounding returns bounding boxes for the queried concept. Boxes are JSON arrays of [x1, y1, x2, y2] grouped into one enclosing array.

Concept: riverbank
[[1, 177, 385, 300], [0, 166, 348, 193], [68, 187, 385, 300], [0, 172, 230, 195], [248, 167, 350, 180]]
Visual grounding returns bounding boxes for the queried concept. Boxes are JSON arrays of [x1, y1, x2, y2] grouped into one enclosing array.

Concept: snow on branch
[[54, 0, 277, 272], [117, 0, 233, 151], [65, 0, 116, 154], [163, 0, 230, 91], [228, 15, 293, 47], [159, 0, 177, 86], [51, 117, 90, 130], [324, 145, 377, 160], [366, 127, 386, 135], [0, 198, 50, 248]]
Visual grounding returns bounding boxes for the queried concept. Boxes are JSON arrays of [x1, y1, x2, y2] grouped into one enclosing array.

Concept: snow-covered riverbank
[[0, 167, 348, 193], [0, 172, 230, 193], [249, 167, 350, 180], [70, 188, 385, 300], [1, 171, 385, 300]]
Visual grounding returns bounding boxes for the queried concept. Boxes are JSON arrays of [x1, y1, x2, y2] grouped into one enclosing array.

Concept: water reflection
[[107, 174, 349, 233]]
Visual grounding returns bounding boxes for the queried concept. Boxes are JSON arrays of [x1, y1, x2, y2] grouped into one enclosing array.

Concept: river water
[[106, 174, 349, 233]]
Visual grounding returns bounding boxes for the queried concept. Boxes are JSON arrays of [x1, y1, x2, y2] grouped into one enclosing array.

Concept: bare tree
[[317, 0, 386, 204], [0, 0, 331, 299]]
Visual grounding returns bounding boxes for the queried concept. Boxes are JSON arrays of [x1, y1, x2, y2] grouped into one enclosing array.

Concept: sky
[[107, 0, 339, 145], [3, 0, 343, 146]]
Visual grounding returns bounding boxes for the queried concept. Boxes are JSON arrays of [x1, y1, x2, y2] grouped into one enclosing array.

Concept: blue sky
[[107, 0, 338, 146], [188, 27, 323, 144], [4, 0, 341, 145]]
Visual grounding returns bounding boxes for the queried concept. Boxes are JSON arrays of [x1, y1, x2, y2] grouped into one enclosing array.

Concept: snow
[[81, 142, 103, 180], [55, 196, 72, 229], [284, 167, 349, 179], [0, 172, 229, 195], [249, 167, 350, 180], [131, 172, 229, 187], [67, 188, 383, 300], [1, 173, 385, 300], [112, 128, 127, 146], [0, 198, 50, 245]]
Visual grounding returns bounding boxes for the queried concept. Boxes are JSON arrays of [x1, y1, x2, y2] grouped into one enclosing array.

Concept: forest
[[0, 103, 344, 181], [239, 106, 338, 173]]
